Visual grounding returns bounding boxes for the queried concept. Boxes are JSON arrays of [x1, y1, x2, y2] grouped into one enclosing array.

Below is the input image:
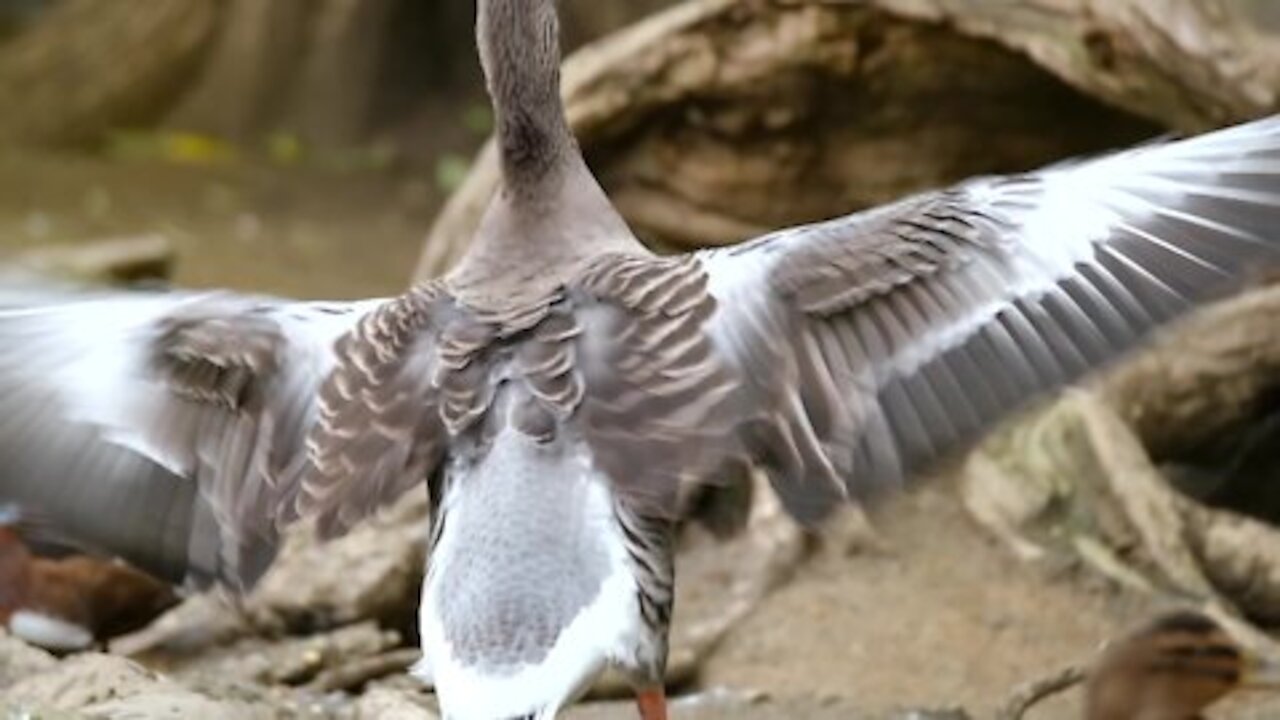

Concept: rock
[[171, 621, 400, 687], [111, 593, 254, 661], [0, 629, 57, 687], [353, 687, 438, 720], [564, 690, 967, 718], [85, 690, 278, 720], [114, 493, 427, 671], [666, 473, 809, 685], [5, 234, 174, 285], [308, 648, 421, 693], [893, 710, 972, 720], [1, 647, 347, 719], [248, 493, 428, 634], [4, 652, 185, 710]]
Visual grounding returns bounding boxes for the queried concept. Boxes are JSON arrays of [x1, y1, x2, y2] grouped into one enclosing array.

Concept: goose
[[1085, 611, 1280, 720], [3, 1, 1280, 718]]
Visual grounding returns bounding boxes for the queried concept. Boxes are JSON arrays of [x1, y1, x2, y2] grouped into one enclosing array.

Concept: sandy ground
[[694, 482, 1130, 719], [3, 152, 1280, 719], [567, 478, 1280, 719]]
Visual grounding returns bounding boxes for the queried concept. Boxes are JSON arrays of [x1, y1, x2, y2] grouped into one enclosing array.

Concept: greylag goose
[[4, 1, 1280, 717], [1085, 612, 1280, 720]]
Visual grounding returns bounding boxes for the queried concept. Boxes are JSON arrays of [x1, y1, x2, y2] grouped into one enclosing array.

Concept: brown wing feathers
[[297, 285, 448, 538], [10, 111, 1280, 595], [777, 190, 1017, 315], [149, 304, 283, 412], [573, 255, 738, 516], [700, 117, 1280, 524]]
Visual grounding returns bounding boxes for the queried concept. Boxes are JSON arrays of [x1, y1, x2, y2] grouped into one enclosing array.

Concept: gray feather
[[0, 290, 387, 589], [700, 115, 1280, 522]]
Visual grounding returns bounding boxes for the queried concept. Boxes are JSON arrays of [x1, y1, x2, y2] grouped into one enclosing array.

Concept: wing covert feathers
[[9, 116, 1280, 580], [700, 115, 1280, 523], [298, 285, 447, 537]]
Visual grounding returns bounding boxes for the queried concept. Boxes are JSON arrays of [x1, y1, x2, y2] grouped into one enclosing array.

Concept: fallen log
[[415, 0, 1280, 279]]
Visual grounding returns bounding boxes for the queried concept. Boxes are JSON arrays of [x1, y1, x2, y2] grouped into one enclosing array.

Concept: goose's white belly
[[415, 429, 649, 720]]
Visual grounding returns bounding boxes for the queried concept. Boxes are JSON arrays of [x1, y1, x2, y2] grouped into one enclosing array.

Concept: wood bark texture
[[0, 0, 218, 145], [165, 0, 315, 141], [1101, 279, 1280, 463], [415, 0, 1280, 279], [291, 0, 398, 145], [166, 0, 402, 145], [0, 0, 690, 147], [962, 282, 1280, 623]]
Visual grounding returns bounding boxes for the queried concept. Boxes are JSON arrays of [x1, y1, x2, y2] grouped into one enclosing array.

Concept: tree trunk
[[169, 0, 399, 146], [165, 0, 313, 142], [1102, 281, 1280, 462], [415, 0, 1280, 280], [558, 0, 678, 49], [0, 0, 218, 145], [291, 0, 398, 146], [0, 0, 684, 149], [880, 0, 1280, 132]]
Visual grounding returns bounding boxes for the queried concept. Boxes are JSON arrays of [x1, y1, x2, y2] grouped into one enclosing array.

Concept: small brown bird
[[0, 505, 176, 651], [1085, 611, 1280, 720]]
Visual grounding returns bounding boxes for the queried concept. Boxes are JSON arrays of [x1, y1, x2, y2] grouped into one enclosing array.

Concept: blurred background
[[0, 0, 672, 297], [3, 1, 1280, 718]]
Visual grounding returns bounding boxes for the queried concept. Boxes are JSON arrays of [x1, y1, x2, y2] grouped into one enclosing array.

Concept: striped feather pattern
[[0, 292, 385, 589], [572, 254, 738, 516], [699, 115, 1280, 523], [295, 284, 449, 538]]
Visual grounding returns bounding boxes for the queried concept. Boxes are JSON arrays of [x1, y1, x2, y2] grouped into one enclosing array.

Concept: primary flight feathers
[[0, 115, 1279, 592]]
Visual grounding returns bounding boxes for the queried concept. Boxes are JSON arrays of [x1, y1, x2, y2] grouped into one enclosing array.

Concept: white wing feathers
[[699, 116, 1280, 521], [0, 292, 384, 588]]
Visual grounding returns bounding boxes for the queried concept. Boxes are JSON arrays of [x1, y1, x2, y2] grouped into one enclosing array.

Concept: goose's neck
[[478, 0, 574, 192], [450, 0, 646, 309]]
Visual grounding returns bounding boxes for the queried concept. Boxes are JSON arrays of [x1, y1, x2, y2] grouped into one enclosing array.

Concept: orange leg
[[636, 685, 668, 720]]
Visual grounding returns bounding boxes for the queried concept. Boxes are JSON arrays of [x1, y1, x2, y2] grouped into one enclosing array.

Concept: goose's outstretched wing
[[698, 115, 1280, 522], [0, 289, 442, 589]]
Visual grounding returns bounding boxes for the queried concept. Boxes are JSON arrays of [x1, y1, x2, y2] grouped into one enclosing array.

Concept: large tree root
[[963, 283, 1280, 638], [415, 0, 1280, 279]]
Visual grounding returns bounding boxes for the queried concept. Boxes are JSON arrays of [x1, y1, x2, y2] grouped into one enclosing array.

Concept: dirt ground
[[568, 478, 1280, 719], [0, 147, 436, 299], [3, 152, 1280, 719]]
